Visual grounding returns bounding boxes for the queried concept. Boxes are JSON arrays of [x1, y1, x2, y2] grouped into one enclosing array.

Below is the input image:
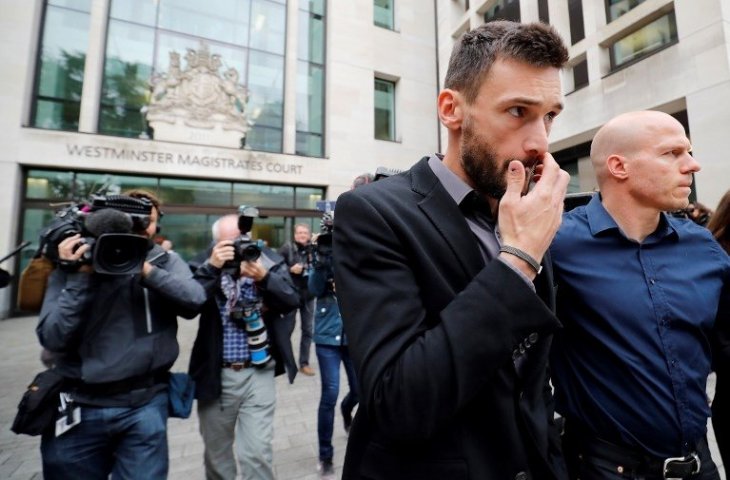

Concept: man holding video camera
[[36, 189, 206, 480], [188, 208, 299, 480]]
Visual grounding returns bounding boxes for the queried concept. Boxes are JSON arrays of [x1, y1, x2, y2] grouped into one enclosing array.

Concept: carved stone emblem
[[144, 42, 252, 148]]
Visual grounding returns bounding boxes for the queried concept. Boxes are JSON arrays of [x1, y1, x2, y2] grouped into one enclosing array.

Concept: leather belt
[[222, 361, 251, 371], [564, 421, 703, 479], [662, 454, 701, 479]]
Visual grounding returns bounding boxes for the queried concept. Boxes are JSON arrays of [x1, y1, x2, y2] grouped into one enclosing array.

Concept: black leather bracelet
[[499, 245, 543, 275]]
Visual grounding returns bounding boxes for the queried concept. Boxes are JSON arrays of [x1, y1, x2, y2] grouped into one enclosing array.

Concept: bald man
[[549, 111, 730, 480]]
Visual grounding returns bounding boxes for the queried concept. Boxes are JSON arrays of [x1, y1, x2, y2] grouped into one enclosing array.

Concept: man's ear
[[438, 89, 463, 131], [606, 154, 629, 180]]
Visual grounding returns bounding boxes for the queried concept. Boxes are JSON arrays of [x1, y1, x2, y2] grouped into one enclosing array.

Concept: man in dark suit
[[333, 21, 571, 480]]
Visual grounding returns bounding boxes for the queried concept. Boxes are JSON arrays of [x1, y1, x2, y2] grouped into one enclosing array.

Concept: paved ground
[[0, 315, 350, 480], [0, 314, 726, 479]]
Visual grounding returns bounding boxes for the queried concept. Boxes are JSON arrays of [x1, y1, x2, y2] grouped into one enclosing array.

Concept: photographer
[[309, 212, 359, 479], [188, 210, 299, 480], [36, 189, 206, 480], [278, 223, 316, 376]]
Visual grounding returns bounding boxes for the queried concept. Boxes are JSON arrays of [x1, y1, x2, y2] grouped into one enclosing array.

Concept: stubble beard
[[460, 119, 510, 200]]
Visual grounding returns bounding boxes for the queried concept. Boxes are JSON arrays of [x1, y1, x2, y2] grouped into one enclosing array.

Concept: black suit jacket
[[333, 157, 566, 480]]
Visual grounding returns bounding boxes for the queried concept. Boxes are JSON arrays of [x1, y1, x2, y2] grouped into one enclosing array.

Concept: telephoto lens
[[234, 301, 271, 366]]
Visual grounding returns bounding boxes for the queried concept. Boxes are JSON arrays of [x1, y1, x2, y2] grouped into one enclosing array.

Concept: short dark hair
[[444, 21, 569, 104], [124, 189, 162, 217]]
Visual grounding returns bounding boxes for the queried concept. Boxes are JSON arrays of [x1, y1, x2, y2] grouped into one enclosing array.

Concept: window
[[296, 1, 326, 157], [31, 0, 92, 131], [568, 0, 585, 45], [606, 0, 647, 22], [537, 0, 550, 24], [552, 141, 591, 194], [610, 12, 678, 70], [484, 0, 520, 23], [374, 0, 394, 30], [96, 0, 286, 153], [20, 168, 324, 264], [572, 58, 588, 91], [374, 78, 395, 141]]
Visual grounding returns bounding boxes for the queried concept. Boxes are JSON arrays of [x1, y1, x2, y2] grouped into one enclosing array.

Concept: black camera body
[[223, 205, 262, 270], [40, 194, 153, 275], [232, 235, 262, 263], [316, 212, 334, 257]]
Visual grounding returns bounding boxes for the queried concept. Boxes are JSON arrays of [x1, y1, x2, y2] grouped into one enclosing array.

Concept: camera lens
[[93, 234, 149, 275]]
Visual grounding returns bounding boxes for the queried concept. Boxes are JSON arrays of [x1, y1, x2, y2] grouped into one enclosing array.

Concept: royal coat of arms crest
[[144, 42, 252, 148]]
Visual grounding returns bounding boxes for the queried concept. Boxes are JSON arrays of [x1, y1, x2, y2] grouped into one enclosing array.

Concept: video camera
[[40, 194, 153, 275], [315, 212, 334, 257], [223, 205, 263, 270]]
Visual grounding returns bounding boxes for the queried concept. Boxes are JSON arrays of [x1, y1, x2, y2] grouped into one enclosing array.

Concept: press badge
[[55, 393, 80, 437]]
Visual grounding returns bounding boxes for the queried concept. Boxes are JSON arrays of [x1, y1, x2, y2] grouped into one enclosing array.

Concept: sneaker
[[300, 365, 316, 376], [341, 402, 352, 434], [318, 459, 335, 479]]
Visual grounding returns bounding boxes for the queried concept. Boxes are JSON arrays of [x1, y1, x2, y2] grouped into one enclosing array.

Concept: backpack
[[17, 255, 54, 312]]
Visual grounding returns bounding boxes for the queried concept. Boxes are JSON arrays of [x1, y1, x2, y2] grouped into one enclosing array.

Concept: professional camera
[[315, 212, 334, 257], [230, 299, 271, 366], [223, 205, 263, 270], [40, 194, 153, 275]]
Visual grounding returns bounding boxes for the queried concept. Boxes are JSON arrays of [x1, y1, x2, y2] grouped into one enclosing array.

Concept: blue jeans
[[41, 391, 169, 480], [316, 344, 359, 461]]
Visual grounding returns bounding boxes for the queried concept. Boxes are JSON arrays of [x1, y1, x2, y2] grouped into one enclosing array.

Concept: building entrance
[[14, 168, 325, 315]]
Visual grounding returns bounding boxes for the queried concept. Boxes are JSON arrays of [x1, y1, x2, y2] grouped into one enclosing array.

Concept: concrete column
[[519, 0, 539, 23], [282, 0, 299, 154], [0, 163, 22, 319], [686, 81, 730, 208], [78, 0, 110, 133]]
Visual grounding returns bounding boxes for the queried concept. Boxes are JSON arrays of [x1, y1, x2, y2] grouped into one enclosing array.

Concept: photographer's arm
[[37, 271, 94, 353], [307, 260, 330, 297], [247, 259, 300, 312], [37, 235, 95, 352], [142, 251, 207, 318]]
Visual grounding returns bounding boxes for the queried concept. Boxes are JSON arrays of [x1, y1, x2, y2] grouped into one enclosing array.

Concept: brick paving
[[0, 314, 725, 479]]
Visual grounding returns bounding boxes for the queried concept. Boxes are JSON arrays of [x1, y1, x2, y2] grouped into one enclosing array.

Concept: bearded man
[[332, 21, 571, 480]]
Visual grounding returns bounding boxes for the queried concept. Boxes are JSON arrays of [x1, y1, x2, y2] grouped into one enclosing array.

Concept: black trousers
[[562, 421, 720, 480]]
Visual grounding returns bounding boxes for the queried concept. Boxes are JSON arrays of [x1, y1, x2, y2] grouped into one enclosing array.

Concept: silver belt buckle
[[663, 452, 700, 480]]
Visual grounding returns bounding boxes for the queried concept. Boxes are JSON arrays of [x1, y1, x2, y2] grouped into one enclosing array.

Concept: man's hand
[[290, 263, 304, 275], [57, 234, 93, 273], [57, 234, 90, 262], [209, 240, 235, 269], [498, 153, 570, 278], [240, 259, 267, 282]]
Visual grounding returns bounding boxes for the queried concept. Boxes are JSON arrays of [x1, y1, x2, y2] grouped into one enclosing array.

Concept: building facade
[[1, 0, 729, 317], [440, 0, 730, 204], [0, 0, 438, 317]]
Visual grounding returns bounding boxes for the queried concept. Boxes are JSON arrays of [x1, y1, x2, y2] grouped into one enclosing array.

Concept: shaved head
[[588, 110, 698, 238], [590, 111, 684, 187]]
